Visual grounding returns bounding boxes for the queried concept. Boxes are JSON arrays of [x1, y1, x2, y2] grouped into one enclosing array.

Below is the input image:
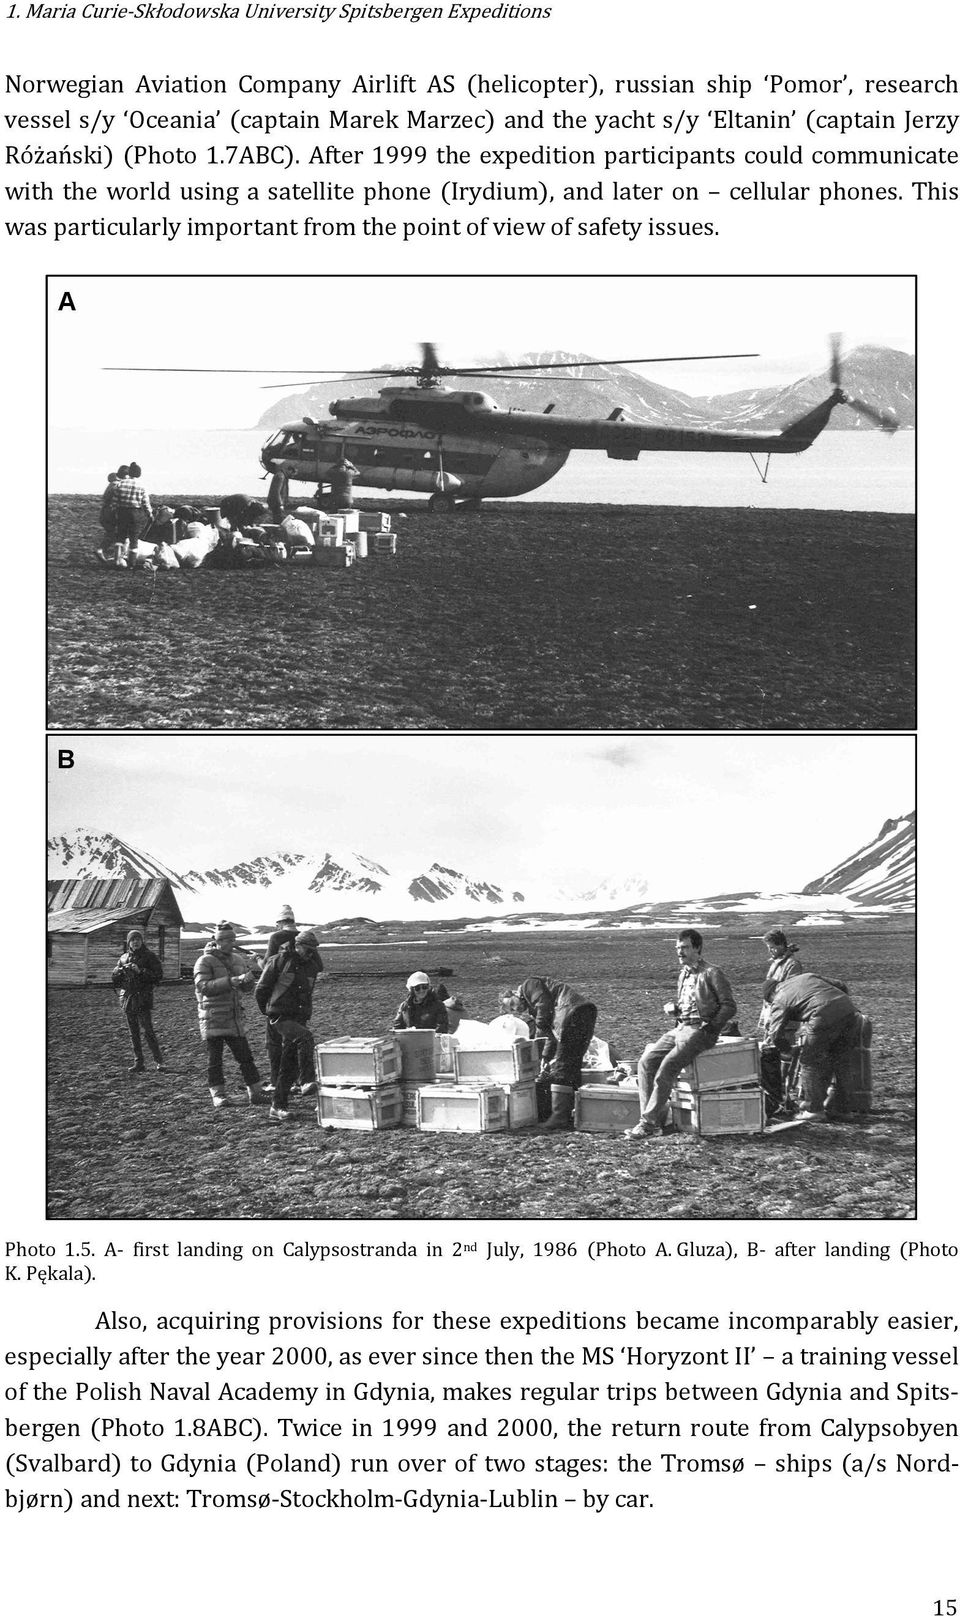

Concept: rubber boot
[[541, 1084, 575, 1132]]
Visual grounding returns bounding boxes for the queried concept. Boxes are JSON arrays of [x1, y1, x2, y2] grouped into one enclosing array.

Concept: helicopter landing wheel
[[428, 491, 458, 514]]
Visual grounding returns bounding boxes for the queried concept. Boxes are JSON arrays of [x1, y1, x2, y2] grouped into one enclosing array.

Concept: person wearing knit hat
[[193, 924, 265, 1109], [110, 928, 165, 1073], [255, 929, 324, 1121], [261, 907, 312, 1094]]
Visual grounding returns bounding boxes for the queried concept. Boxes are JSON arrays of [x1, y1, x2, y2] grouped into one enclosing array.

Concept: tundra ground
[[47, 927, 915, 1221], [48, 498, 914, 730]]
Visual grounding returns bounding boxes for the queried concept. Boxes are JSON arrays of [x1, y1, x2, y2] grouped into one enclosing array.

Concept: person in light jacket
[[627, 929, 737, 1139], [193, 923, 266, 1109]]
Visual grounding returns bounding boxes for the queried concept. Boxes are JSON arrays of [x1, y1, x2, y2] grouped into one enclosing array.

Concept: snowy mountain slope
[[802, 812, 915, 908], [46, 829, 194, 891]]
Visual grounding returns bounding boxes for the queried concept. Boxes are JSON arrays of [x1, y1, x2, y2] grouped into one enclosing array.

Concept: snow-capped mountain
[[46, 829, 191, 890], [47, 814, 914, 929], [802, 811, 915, 908], [257, 346, 914, 433]]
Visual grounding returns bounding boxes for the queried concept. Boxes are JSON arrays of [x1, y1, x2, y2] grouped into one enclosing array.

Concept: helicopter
[[110, 338, 898, 513]]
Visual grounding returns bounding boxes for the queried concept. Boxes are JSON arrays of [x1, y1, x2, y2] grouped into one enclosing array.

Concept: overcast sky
[[48, 274, 914, 430], [49, 734, 914, 897]]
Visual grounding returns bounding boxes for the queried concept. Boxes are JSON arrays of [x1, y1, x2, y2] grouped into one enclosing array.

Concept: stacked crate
[[314, 1036, 402, 1130], [574, 1084, 643, 1133], [670, 1036, 764, 1136], [423, 1040, 540, 1132], [394, 1029, 441, 1128]]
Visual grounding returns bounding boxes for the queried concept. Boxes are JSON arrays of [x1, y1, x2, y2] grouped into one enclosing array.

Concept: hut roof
[[47, 876, 185, 931]]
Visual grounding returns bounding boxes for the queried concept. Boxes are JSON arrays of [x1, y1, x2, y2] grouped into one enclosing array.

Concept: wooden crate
[[313, 542, 355, 568], [671, 1088, 764, 1136], [686, 1037, 761, 1092], [575, 1084, 643, 1133], [400, 1083, 431, 1128], [416, 1085, 508, 1133], [371, 531, 397, 556], [434, 1033, 457, 1075], [317, 1084, 402, 1130], [504, 1082, 538, 1130], [357, 511, 391, 533], [394, 1029, 437, 1083], [314, 1037, 401, 1087], [453, 1041, 538, 1085]]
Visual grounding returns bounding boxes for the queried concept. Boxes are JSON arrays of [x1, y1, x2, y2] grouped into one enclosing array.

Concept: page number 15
[[934, 1601, 956, 1615]]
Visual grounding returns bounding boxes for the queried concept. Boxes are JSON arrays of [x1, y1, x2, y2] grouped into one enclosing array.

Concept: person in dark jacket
[[503, 977, 598, 1131], [764, 973, 861, 1120], [255, 929, 323, 1121], [111, 928, 164, 1072], [261, 906, 300, 1092], [393, 972, 449, 1032], [757, 929, 803, 1116]]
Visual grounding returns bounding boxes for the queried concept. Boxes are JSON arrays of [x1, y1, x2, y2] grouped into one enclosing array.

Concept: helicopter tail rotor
[[829, 333, 898, 432]]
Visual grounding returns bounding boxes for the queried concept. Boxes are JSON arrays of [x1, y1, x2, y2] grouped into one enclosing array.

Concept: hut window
[[157, 926, 166, 961]]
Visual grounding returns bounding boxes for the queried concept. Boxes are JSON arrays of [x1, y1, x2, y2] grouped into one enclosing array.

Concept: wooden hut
[[47, 877, 184, 986]]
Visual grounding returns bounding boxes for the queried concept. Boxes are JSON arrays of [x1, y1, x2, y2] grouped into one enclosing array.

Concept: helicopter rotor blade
[[840, 393, 899, 432], [828, 332, 844, 389], [443, 352, 760, 374]]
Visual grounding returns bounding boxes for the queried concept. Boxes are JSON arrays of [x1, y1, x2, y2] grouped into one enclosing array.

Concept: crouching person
[[503, 978, 597, 1131], [255, 930, 323, 1123], [111, 927, 164, 1073], [193, 923, 266, 1109], [764, 973, 860, 1121], [628, 930, 737, 1140]]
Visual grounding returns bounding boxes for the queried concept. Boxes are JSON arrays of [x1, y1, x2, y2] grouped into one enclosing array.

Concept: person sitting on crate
[[394, 972, 450, 1033], [626, 929, 737, 1141], [256, 930, 324, 1124], [110, 928, 165, 1074], [757, 929, 804, 1119], [501, 978, 598, 1132], [193, 923, 267, 1111], [763, 973, 861, 1123]]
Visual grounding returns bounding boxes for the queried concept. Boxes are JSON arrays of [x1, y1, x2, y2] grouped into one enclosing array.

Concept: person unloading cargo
[[502, 977, 598, 1131], [627, 929, 737, 1139], [757, 928, 803, 1117], [763, 973, 862, 1122]]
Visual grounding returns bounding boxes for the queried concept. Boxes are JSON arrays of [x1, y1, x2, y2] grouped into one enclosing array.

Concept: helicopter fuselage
[[260, 386, 568, 501]]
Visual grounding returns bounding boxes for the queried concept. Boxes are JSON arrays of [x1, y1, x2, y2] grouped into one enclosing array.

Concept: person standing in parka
[[255, 929, 324, 1122], [503, 977, 598, 1131], [111, 928, 164, 1073], [193, 923, 266, 1109]]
